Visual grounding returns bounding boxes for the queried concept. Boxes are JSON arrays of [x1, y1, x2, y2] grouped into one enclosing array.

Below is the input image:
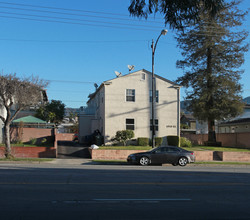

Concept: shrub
[[167, 136, 179, 146], [149, 137, 163, 147], [29, 138, 37, 145], [180, 123, 189, 129], [115, 130, 134, 146], [40, 138, 47, 146], [137, 138, 149, 146], [155, 137, 163, 147], [11, 139, 23, 145], [180, 137, 192, 148]]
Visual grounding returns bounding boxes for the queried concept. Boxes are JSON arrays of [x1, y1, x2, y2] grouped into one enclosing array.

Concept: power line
[[0, 1, 137, 18], [0, 38, 149, 43], [0, 11, 163, 29], [0, 1, 163, 20], [0, 15, 160, 32], [0, 5, 163, 24], [48, 79, 98, 84]]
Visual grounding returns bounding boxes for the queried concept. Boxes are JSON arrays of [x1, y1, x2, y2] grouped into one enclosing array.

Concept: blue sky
[[0, 0, 249, 108]]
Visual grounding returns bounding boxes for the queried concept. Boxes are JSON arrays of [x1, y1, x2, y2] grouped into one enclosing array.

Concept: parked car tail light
[[190, 152, 194, 155]]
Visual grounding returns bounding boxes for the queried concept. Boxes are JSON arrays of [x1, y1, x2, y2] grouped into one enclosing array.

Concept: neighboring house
[[78, 69, 181, 145], [218, 104, 250, 133], [180, 114, 196, 134], [0, 90, 48, 143]]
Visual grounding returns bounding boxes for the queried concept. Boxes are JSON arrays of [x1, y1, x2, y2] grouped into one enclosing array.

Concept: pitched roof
[[220, 118, 250, 125], [103, 69, 180, 86], [13, 116, 47, 124], [87, 69, 180, 103]]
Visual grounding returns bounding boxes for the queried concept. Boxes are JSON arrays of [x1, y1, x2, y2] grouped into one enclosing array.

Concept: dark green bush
[[155, 137, 163, 147], [137, 138, 149, 146], [167, 135, 179, 146]]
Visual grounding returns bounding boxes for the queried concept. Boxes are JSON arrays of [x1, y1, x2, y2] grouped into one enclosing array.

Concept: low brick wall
[[0, 146, 56, 158], [182, 133, 250, 149], [194, 151, 213, 161], [89, 149, 146, 160], [55, 133, 74, 141], [89, 149, 214, 161], [10, 127, 54, 143], [221, 152, 250, 162]]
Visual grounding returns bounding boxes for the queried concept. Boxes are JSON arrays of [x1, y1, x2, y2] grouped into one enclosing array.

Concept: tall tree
[[0, 74, 48, 158], [35, 100, 65, 124], [175, 0, 249, 143], [129, 0, 225, 29]]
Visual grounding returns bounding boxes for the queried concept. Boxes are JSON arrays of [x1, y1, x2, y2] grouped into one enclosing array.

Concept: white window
[[126, 119, 135, 130], [126, 89, 135, 102], [150, 90, 159, 103]]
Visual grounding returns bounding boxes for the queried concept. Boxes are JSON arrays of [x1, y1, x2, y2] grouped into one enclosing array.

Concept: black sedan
[[127, 146, 195, 166]]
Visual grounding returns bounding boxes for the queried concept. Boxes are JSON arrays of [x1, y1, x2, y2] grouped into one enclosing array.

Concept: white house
[[78, 69, 181, 145]]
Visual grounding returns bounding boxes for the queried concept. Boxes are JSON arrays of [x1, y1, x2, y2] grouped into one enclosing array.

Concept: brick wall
[[10, 127, 54, 143], [194, 151, 213, 161], [89, 149, 214, 161], [89, 149, 146, 160], [221, 152, 250, 162], [55, 133, 74, 141], [0, 146, 56, 158], [183, 132, 250, 148]]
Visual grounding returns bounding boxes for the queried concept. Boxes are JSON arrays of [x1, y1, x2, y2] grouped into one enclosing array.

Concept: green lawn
[[98, 146, 152, 150], [0, 158, 54, 162], [0, 143, 54, 147]]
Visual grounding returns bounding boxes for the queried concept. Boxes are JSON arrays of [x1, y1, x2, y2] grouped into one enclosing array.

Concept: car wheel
[[178, 157, 188, 166], [139, 157, 150, 166]]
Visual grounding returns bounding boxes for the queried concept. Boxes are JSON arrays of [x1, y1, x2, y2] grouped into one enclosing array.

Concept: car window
[[154, 147, 167, 153], [168, 147, 180, 152]]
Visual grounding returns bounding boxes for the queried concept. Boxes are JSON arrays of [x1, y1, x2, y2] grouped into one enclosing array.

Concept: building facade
[[79, 69, 181, 145]]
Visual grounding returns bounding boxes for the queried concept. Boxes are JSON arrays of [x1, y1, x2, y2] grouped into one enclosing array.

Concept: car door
[[150, 148, 165, 164], [166, 147, 181, 163]]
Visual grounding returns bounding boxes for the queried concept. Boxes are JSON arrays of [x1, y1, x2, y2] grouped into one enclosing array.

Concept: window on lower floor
[[126, 118, 135, 130], [150, 119, 158, 131]]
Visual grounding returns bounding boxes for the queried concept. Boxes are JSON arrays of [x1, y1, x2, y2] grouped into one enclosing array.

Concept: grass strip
[[0, 158, 54, 162], [98, 146, 152, 150], [194, 161, 250, 165]]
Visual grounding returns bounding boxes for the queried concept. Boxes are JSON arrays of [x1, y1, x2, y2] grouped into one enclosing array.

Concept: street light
[[151, 29, 168, 148]]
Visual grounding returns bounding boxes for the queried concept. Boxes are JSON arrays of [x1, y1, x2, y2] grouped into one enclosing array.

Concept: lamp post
[[151, 29, 168, 148]]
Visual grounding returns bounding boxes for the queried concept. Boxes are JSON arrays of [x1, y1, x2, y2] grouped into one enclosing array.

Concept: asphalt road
[[0, 162, 250, 220]]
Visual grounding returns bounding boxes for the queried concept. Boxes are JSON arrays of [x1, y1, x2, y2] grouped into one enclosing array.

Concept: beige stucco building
[[78, 69, 181, 145]]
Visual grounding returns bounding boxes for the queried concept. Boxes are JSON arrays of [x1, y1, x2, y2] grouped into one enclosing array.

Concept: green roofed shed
[[13, 116, 47, 124]]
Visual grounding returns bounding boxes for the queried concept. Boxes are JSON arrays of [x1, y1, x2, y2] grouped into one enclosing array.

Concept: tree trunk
[[208, 119, 216, 143], [4, 123, 13, 158]]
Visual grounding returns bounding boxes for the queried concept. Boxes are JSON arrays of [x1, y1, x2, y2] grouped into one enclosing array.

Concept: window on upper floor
[[126, 89, 135, 102], [126, 118, 135, 130], [150, 90, 159, 103], [141, 73, 146, 80]]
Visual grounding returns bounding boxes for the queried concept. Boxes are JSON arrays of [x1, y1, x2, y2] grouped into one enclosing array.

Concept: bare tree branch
[[0, 73, 48, 158]]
